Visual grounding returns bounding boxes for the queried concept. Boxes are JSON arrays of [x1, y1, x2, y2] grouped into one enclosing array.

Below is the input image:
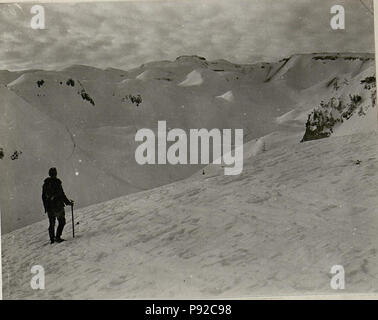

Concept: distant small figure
[[42, 168, 74, 244], [355, 160, 362, 165]]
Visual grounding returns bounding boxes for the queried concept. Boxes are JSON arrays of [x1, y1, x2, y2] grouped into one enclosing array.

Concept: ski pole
[[71, 203, 75, 238]]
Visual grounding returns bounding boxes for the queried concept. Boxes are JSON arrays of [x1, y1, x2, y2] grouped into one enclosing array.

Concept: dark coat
[[42, 177, 71, 213]]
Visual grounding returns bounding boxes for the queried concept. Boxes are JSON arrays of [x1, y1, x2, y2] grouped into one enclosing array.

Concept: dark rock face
[[301, 74, 376, 143]]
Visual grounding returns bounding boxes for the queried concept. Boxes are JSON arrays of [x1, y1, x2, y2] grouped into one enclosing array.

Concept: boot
[[55, 237, 65, 243]]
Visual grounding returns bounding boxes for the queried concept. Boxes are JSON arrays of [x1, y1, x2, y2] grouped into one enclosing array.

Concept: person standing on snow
[[42, 167, 74, 244]]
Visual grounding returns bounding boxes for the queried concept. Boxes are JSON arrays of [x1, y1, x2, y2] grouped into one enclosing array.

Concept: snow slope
[[0, 86, 142, 233], [2, 130, 378, 299]]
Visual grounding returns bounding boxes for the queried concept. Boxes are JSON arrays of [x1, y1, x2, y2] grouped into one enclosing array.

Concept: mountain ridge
[[1, 52, 375, 77]]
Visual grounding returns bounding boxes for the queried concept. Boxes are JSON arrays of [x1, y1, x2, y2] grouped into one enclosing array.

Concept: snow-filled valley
[[1, 53, 376, 233]]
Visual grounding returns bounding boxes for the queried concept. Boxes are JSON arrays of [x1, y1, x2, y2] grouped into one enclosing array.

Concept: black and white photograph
[[0, 0, 377, 299]]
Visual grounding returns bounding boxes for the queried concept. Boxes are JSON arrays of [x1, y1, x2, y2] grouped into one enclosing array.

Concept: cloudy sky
[[0, 0, 375, 71]]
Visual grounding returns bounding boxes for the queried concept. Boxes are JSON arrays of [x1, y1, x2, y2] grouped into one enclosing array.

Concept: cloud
[[0, 0, 374, 71]]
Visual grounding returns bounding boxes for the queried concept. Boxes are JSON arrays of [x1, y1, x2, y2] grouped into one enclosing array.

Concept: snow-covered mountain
[[0, 53, 376, 233]]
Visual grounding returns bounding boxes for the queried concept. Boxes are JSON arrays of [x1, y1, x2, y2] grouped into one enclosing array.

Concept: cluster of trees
[[0, 148, 22, 160], [361, 76, 376, 90], [66, 79, 75, 86], [122, 94, 142, 106], [79, 89, 95, 106], [10, 150, 22, 160]]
